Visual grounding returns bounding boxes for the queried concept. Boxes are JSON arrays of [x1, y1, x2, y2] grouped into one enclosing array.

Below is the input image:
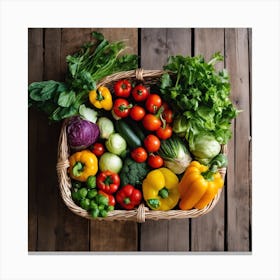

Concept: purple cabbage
[[67, 116, 100, 151]]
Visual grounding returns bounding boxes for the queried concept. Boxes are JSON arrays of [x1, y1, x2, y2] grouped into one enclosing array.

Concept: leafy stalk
[[28, 32, 138, 122]]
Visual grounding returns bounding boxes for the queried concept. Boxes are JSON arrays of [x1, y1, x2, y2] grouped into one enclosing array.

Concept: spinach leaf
[[57, 90, 76, 107]]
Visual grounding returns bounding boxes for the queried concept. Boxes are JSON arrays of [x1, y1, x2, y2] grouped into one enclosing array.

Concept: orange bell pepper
[[178, 161, 224, 210]]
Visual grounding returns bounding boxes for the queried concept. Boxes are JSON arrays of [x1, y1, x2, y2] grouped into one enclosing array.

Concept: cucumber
[[126, 118, 145, 141], [115, 120, 142, 149]]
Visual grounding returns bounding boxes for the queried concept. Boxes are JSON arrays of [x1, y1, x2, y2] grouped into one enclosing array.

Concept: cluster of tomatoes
[[112, 79, 174, 169]]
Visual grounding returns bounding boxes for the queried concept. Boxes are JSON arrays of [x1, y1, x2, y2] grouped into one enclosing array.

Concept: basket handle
[[136, 203, 147, 223], [135, 68, 144, 82]]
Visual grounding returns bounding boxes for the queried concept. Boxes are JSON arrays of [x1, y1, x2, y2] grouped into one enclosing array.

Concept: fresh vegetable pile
[[29, 33, 239, 219]]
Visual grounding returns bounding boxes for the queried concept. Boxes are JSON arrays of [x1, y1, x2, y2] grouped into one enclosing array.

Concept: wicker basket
[[56, 68, 227, 223]]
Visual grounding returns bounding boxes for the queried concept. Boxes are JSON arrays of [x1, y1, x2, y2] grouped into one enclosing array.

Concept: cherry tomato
[[132, 85, 149, 102], [142, 114, 162, 131], [91, 142, 105, 157], [156, 124, 173, 140], [145, 94, 162, 113], [144, 134, 161, 153], [131, 147, 148, 163], [163, 108, 174, 123], [130, 105, 146, 121], [148, 154, 163, 169], [113, 98, 133, 118], [113, 79, 132, 98]]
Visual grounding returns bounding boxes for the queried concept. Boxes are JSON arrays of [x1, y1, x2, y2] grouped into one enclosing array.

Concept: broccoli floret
[[119, 157, 150, 188]]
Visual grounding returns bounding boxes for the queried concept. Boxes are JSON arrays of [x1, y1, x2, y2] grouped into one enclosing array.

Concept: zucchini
[[115, 120, 142, 149]]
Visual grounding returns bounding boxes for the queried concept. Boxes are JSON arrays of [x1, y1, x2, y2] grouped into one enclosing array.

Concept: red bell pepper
[[98, 190, 116, 207], [116, 185, 142, 210], [97, 171, 120, 194]]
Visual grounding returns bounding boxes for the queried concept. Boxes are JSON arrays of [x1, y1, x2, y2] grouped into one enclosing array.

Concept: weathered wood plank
[[28, 28, 44, 251], [248, 28, 252, 251], [140, 28, 191, 251], [90, 221, 137, 251], [90, 28, 138, 251], [191, 28, 226, 251], [225, 28, 251, 251], [52, 28, 90, 251], [35, 28, 67, 251]]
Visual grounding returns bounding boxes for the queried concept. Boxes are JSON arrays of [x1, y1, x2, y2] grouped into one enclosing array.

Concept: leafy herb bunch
[[28, 32, 138, 121], [160, 52, 240, 145]]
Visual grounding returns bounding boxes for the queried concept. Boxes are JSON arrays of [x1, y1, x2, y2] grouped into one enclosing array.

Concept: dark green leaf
[[49, 105, 78, 121], [28, 82, 44, 91], [29, 88, 43, 101], [92, 31, 104, 41], [57, 90, 76, 107], [160, 73, 172, 89], [30, 81, 58, 101]]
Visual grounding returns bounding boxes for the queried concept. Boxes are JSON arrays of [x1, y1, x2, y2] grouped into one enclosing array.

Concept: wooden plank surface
[[225, 28, 251, 251], [28, 28, 43, 251], [191, 28, 226, 251], [54, 28, 90, 251], [28, 28, 252, 252], [140, 28, 191, 251]]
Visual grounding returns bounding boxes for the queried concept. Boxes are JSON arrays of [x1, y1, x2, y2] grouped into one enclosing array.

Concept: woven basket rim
[[56, 68, 227, 223]]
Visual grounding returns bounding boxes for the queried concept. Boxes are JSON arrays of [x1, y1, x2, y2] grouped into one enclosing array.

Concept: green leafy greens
[[160, 52, 240, 145], [28, 32, 138, 121]]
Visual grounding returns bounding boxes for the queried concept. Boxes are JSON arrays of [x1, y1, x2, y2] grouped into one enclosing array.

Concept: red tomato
[[113, 98, 133, 118], [130, 105, 146, 121], [142, 114, 162, 131], [148, 154, 163, 169], [131, 147, 148, 163], [132, 85, 149, 102], [145, 94, 162, 113], [113, 79, 132, 98], [144, 134, 161, 153], [91, 142, 105, 157], [156, 125, 173, 140], [163, 109, 174, 123]]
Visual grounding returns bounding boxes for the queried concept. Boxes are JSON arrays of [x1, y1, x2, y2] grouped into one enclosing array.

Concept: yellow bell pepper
[[68, 150, 98, 182], [89, 86, 113, 111], [142, 168, 180, 211], [178, 161, 224, 210]]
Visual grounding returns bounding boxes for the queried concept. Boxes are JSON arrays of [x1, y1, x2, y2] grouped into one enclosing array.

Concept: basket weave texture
[[56, 68, 227, 223]]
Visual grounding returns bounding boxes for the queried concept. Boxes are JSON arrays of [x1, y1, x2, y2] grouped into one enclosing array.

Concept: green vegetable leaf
[[29, 81, 58, 101], [29, 32, 138, 122], [92, 31, 104, 41], [161, 53, 239, 144], [57, 90, 76, 107]]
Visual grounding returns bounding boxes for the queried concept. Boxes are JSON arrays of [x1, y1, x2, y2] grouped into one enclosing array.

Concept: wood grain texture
[[28, 28, 252, 252], [28, 28, 44, 251], [225, 28, 251, 251], [90, 28, 138, 252], [49, 28, 90, 252], [140, 28, 191, 251], [191, 28, 225, 251], [248, 28, 252, 251], [35, 28, 66, 251], [90, 221, 137, 251]]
